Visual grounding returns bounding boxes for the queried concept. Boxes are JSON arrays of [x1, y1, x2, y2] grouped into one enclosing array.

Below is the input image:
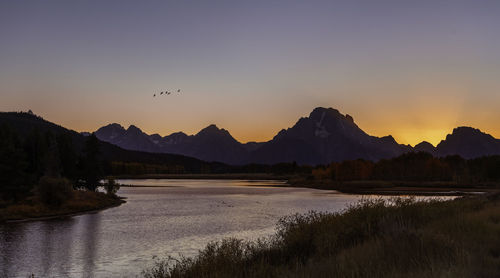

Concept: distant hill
[[93, 107, 500, 165], [435, 127, 500, 159], [412, 127, 500, 159], [0, 112, 226, 173], [414, 141, 436, 154]]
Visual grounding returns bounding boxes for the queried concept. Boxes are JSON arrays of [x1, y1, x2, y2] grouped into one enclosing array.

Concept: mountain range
[[0, 112, 227, 172], [93, 107, 500, 165]]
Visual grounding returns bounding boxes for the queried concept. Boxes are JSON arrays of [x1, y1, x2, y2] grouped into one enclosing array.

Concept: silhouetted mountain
[[242, 142, 265, 152], [92, 107, 500, 165], [436, 127, 500, 159], [161, 124, 249, 165], [414, 141, 436, 154], [0, 112, 225, 172], [249, 107, 411, 164], [96, 123, 248, 164], [95, 123, 161, 153], [408, 129, 500, 159], [186, 125, 248, 164]]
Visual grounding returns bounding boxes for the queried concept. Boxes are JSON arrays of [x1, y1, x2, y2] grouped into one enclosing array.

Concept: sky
[[1, 0, 499, 146]]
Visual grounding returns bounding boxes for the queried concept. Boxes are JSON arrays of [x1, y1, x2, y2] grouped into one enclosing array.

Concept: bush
[[142, 195, 500, 278], [103, 178, 120, 196], [36, 176, 74, 207]]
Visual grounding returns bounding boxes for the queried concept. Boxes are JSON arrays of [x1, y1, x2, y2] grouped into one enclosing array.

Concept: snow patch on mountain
[[314, 111, 331, 138]]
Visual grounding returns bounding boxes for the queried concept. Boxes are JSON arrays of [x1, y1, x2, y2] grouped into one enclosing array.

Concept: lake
[[0, 179, 451, 277]]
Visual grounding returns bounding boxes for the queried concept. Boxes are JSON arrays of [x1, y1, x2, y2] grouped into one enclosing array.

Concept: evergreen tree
[[23, 128, 48, 182], [0, 124, 29, 200], [78, 134, 103, 191], [56, 133, 78, 180]]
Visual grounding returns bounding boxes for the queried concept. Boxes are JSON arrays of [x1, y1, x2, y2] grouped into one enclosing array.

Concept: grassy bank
[[144, 193, 500, 278], [0, 190, 125, 222]]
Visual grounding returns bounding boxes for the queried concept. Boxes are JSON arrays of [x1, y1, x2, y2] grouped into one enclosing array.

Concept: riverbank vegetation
[[290, 152, 500, 194], [0, 182, 124, 222], [0, 122, 122, 221], [110, 151, 500, 195], [109, 160, 312, 177], [144, 193, 500, 278], [312, 152, 500, 182]]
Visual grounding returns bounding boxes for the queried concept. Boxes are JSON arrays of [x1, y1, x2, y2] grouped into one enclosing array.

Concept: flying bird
[[153, 89, 181, 98]]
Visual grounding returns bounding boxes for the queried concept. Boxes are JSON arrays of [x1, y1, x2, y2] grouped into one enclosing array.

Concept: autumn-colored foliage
[[317, 152, 499, 183]]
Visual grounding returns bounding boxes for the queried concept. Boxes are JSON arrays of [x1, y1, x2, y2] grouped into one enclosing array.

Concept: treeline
[[110, 161, 188, 175], [109, 161, 313, 176], [3, 116, 500, 203], [228, 162, 312, 175], [311, 152, 500, 183], [0, 123, 107, 201]]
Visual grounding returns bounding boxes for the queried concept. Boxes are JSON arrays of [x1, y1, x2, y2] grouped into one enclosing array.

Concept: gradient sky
[[1, 0, 499, 146]]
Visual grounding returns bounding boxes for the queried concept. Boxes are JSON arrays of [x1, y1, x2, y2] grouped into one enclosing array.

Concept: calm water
[[0, 179, 450, 278]]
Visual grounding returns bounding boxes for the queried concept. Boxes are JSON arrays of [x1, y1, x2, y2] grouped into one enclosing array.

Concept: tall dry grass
[[143, 194, 500, 278]]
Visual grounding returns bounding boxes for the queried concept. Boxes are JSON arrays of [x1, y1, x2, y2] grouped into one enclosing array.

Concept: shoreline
[[114, 174, 498, 196], [110, 173, 292, 180], [7, 177, 490, 224], [0, 192, 126, 224], [286, 179, 500, 196], [5, 199, 125, 223]]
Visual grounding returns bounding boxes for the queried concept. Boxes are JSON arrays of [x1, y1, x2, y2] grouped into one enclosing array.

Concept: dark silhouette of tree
[[77, 134, 103, 191], [103, 178, 120, 196], [0, 124, 29, 200], [56, 133, 78, 181], [36, 176, 73, 207], [43, 132, 62, 178], [468, 156, 500, 182], [443, 155, 467, 182], [335, 159, 374, 181], [313, 152, 500, 184], [23, 128, 49, 182]]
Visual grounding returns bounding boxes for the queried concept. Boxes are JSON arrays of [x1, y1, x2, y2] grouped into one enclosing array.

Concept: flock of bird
[[154, 89, 181, 97]]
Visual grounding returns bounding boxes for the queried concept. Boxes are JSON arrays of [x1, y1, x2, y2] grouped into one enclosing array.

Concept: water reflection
[[53, 219, 76, 277], [0, 222, 25, 277], [82, 214, 101, 278], [0, 180, 455, 277], [0, 214, 104, 277]]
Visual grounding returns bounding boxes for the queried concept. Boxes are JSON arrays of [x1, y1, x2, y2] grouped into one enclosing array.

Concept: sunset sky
[[1, 0, 499, 146]]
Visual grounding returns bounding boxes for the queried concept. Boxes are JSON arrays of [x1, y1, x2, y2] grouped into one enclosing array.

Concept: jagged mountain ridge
[[96, 123, 250, 165], [411, 127, 500, 159], [249, 108, 411, 164], [94, 107, 500, 165], [93, 107, 405, 165], [435, 127, 500, 159]]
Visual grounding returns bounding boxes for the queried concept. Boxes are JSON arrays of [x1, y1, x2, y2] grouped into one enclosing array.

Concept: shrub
[[103, 178, 120, 196], [142, 195, 500, 278], [36, 176, 74, 207]]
